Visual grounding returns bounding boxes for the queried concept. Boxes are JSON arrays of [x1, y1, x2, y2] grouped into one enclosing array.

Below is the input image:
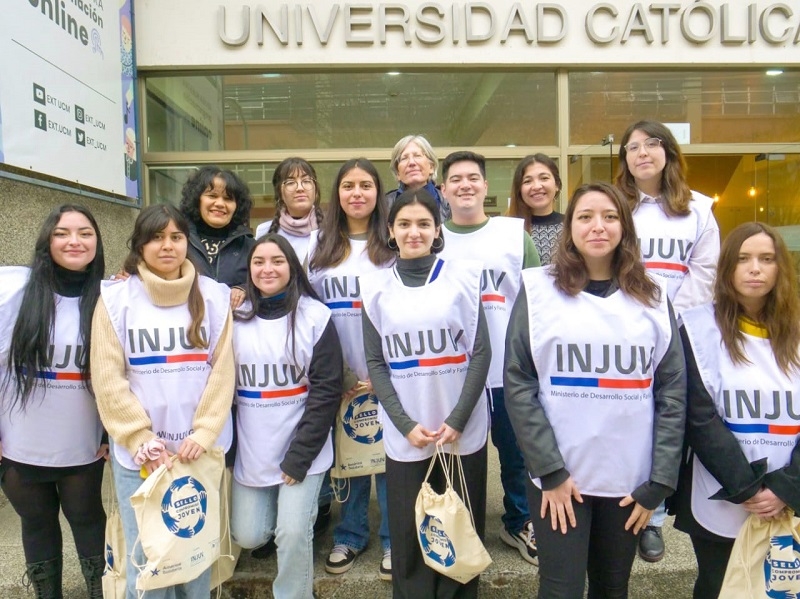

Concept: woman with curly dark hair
[[0, 204, 107, 598], [504, 182, 686, 598], [255, 157, 324, 263], [674, 222, 800, 599], [179, 165, 255, 310]]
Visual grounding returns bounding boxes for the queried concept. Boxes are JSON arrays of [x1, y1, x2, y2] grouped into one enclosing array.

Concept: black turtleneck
[[53, 264, 90, 297], [256, 292, 290, 319], [394, 253, 437, 288], [195, 218, 233, 240], [361, 252, 492, 437]]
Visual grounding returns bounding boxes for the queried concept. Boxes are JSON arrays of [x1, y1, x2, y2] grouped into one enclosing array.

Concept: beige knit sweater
[[91, 260, 235, 458]]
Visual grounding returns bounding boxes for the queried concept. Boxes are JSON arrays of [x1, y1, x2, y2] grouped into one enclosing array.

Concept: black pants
[[1, 459, 106, 563], [689, 535, 734, 599], [527, 480, 638, 599], [386, 444, 487, 599]]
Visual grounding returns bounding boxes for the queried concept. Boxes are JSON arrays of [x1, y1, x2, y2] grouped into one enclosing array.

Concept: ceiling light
[[387, 72, 400, 76], [766, 69, 784, 76]]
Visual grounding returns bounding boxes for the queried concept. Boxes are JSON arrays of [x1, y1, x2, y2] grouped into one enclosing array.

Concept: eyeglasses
[[398, 152, 428, 165], [282, 178, 316, 192], [623, 138, 663, 153]]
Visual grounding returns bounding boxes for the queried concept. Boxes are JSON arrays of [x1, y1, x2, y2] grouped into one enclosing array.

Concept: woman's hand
[[230, 287, 246, 310], [744, 488, 787, 520], [344, 379, 372, 401], [96, 444, 110, 461], [541, 476, 583, 534], [281, 472, 298, 486], [620, 495, 654, 534], [406, 424, 438, 448], [143, 449, 173, 474], [109, 270, 130, 282], [435, 423, 461, 446], [177, 438, 205, 462]]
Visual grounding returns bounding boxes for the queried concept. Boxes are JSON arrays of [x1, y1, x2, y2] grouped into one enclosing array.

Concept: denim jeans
[[649, 501, 668, 527], [231, 473, 323, 599], [332, 473, 390, 552], [111, 449, 210, 599], [489, 387, 531, 533]]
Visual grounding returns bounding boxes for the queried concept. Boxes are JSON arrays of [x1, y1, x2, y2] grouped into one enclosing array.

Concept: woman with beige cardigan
[[91, 204, 235, 599]]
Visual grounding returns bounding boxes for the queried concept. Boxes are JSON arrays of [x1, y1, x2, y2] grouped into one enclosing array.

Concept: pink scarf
[[278, 209, 318, 236]]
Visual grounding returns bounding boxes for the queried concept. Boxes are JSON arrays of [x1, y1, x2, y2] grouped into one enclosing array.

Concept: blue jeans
[[231, 473, 323, 599], [111, 450, 210, 599], [489, 387, 530, 533], [649, 501, 667, 527], [332, 473, 390, 552]]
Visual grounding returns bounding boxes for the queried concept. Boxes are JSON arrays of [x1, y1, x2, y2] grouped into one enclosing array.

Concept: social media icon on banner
[[34, 110, 47, 131], [76, 129, 86, 146], [33, 84, 46, 106], [75, 105, 85, 123]]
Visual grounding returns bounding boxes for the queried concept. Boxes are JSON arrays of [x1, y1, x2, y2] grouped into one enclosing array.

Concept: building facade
[[3, 0, 799, 264]]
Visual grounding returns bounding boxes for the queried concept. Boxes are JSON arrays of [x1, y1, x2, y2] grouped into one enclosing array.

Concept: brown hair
[[507, 154, 562, 233], [124, 205, 208, 349], [309, 158, 394, 271], [714, 222, 800, 374], [268, 157, 324, 234], [615, 120, 692, 217], [551, 182, 660, 307]]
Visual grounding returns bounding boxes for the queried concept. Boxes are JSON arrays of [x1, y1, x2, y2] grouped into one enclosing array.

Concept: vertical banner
[[0, 0, 139, 200]]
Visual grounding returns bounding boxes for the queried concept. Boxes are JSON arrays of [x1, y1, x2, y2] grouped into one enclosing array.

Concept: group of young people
[[0, 120, 797, 599]]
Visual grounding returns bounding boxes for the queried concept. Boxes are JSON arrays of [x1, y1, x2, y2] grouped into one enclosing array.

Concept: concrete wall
[[0, 177, 140, 274]]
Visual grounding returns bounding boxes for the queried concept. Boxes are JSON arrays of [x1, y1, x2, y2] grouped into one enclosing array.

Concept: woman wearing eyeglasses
[[255, 158, 324, 263], [385, 135, 451, 223], [616, 120, 720, 562]]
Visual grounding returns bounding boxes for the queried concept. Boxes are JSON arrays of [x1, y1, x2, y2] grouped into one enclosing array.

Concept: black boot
[[24, 556, 63, 599], [79, 555, 105, 599]]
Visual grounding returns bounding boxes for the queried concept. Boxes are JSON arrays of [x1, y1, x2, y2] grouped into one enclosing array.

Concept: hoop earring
[[388, 237, 399, 251], [431, 236, 444, 251]]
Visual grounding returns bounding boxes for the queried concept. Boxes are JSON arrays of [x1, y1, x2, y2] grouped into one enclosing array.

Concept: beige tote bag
[[720, 510, 800, 598], [130, 447, 224, 591], [414, 444, 492, 584], [332, 388, 386, 479], [210, 465, 240, 591], [102, 469, 127, 599]]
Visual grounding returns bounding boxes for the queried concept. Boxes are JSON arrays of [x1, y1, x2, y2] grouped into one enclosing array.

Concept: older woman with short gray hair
[[385, 134, 451, 222]]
